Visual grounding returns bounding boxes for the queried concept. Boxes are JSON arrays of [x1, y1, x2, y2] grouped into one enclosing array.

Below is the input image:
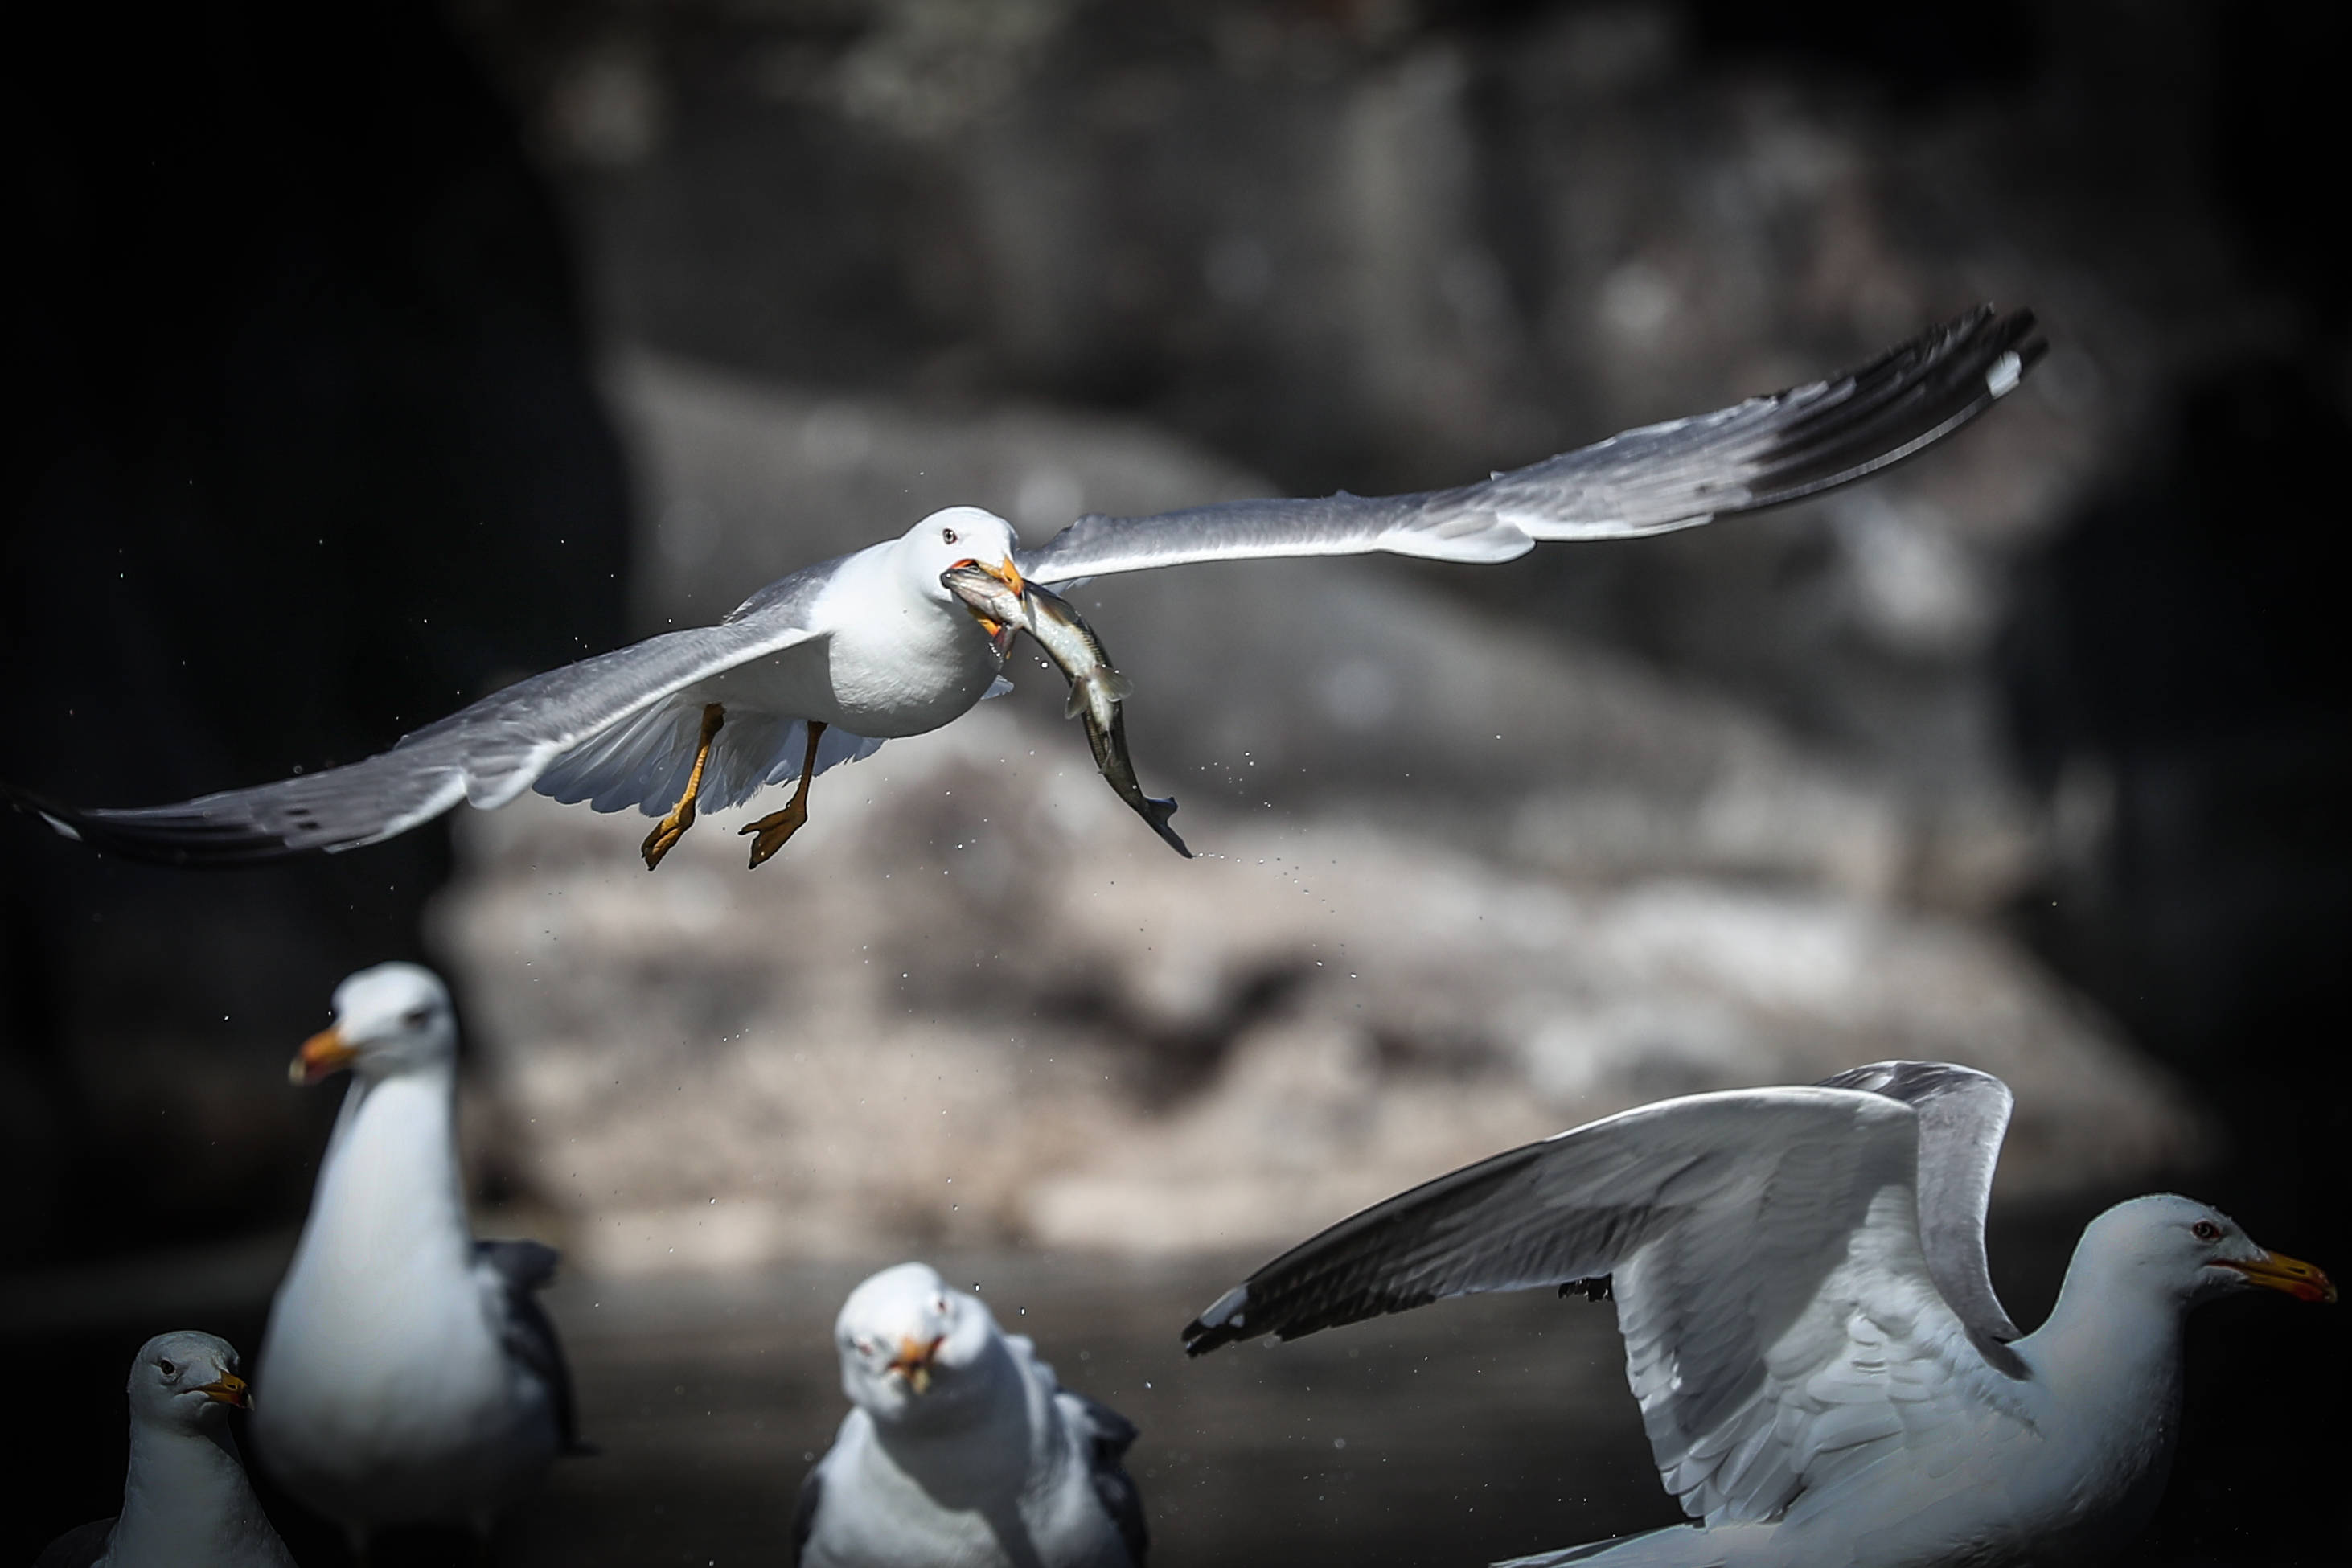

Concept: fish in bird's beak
[[289, 1025, 358, 1086], [199, 1372, 250, 1409], [2225, 1249, 2338, 1303], [885, 1334, 946, 1394], [943, 558, 1027, 655]]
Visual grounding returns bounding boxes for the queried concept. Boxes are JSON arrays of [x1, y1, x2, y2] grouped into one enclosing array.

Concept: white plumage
[[37, 1332, 293, 1568], [252, 963, 585, 1553], [795, 1262, 1147, 1568], [1184, 1062, 2334, 1567]]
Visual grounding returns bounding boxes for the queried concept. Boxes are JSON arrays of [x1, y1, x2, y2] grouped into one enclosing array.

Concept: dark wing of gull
[[32, 1520, 115, 1568], [475, 1239, 594, 1456], [1817, 1060, 2024, 1358], [1, 573, 831, 866], [1067, 1391, 1150, 1566], [1018, 306, 2042, 585], [790, 1467, 823, 1567], [1183, 1085, 2028, 1526]]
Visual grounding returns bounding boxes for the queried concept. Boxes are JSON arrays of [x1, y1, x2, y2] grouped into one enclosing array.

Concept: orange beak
[[885, 1334, 946, 1394], [289, 1025, 357, 1086], [2225, 1249, 2338, 1303], [198, 1373, 250, 1409]]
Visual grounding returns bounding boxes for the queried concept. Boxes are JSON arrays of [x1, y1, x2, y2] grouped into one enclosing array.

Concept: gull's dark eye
[[942, 527, 959, 545], [403, 1006, 433, 1029], [2193, 1220, 2223, 1242], [157, 1358, 177, 1377]]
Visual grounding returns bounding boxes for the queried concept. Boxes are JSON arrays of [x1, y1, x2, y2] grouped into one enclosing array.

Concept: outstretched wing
[[1181, 1084, 2028, 1526], [1816, 1061, 2022, 1358], [1018, 306, 2041, 585], [3, 594, 828, 865], [474, 1238, 593, 1456]]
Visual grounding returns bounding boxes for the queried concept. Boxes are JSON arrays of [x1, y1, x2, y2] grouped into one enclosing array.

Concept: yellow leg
[[740, 720, 827, 868], [641, 704, 725, 870]]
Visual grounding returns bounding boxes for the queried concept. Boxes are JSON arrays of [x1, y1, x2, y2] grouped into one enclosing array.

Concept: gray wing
[[1816, 1060, 2023, 1357], [790, 1466, 822, 1567], [1019, 306, 2040, 584], [1181, 1087, 1913, 1355], [1182, 1086, 2024, 1526], [475, 1238, 593, 1456], [2, 577, 829, 865], [1068, 1392, 1148, 1566], [33, 1520, 114, 1568]]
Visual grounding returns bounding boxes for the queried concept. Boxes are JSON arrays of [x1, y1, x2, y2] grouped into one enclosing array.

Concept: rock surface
[[432, 704, 2192, 1274]]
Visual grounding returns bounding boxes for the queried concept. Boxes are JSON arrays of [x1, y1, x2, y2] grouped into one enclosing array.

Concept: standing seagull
[[38, 1331, 295, 1568], [1182, 1062, 2334, 1567], [795, 1262, 1147, 1568], [253, 963, 587, 1556], [3, 307, 2040, 869]]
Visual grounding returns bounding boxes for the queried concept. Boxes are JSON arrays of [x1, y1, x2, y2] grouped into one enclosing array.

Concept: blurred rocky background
[[5, 2, 2346, 1563]]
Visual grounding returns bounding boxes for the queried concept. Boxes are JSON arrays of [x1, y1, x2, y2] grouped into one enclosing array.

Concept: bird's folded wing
[[1181, 1086, 2022, 1526], [1018, 306, 2042, 585], [475, 1239, 593, 1456], [3, 617, 824, 864], [1065, 1392, 1150, 1566]]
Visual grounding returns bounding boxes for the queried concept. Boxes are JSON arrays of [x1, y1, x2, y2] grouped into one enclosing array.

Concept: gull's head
[[291, 962, 457, 1086], [835, 1261, 1002, 1426], [127, 1330, 250, 1433], [2090, 1193, 2336, 1307], [901, 507, 1021, 609]]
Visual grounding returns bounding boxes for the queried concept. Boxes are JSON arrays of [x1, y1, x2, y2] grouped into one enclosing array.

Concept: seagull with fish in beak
[[794, 1262, 1149, 1568], [255, 963, 589, 1558], [35, 1331, 294, 1568], [5, 309, 2042, 870]]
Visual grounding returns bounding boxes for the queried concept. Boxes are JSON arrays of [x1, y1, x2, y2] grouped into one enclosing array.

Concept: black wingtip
[[1739, 304, 2048, 511], [0, 779, 302, 868], [1180, 1284, 1250, 1355]]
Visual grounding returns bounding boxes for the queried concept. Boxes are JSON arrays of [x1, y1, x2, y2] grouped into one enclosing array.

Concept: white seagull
[[1181, 1061, 2335, 1567], [795, 1261, 1147, 1568], [252, 963, 588, 1554], [5, 308, 2040, 869], [37, 1331, 295, 1568]]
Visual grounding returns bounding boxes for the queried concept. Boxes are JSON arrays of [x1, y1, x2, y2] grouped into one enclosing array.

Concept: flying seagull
[[36, 1331, 295, 1568], [795, 1261, 1147, 1568], [252, 963, 589, 1554], [1181, 1061, 2334, 1567], [4, 307, 2041, 870]]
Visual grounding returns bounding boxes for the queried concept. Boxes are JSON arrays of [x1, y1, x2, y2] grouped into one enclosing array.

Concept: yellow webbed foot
[[739, 800, 809, 868]]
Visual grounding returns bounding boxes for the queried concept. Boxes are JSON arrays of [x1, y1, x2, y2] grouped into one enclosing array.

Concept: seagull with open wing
[[4, 307, 2042, 869]]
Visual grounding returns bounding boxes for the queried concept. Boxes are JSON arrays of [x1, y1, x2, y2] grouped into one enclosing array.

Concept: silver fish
[[942, 565, 1191, 857]]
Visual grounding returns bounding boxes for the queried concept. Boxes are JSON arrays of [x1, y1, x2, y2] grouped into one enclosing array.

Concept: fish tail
[[1142, 794, 1192, 858]]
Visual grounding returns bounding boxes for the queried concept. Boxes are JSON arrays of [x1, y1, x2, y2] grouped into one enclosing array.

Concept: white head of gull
[[252, 963, 585, 1554], [1182, 1061, 2334, 1568], [794, 1261, 1148, 1568], [6, 310, 2043, 872], [36, 1331, 293, 1568]]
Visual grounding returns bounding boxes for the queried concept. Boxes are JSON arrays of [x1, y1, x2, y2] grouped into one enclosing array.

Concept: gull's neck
[[294, 1061, 472, 1285], [105, 1418, 287, 1566], [2011, 1231, 2187, 1543], [873, 1339, 1044, 1492]]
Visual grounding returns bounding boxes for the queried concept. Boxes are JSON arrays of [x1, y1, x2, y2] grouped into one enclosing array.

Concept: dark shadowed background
[[4, 2, 2346, 1564]]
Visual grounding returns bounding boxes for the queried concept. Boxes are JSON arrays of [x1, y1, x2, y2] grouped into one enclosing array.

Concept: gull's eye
[[403, 1005, 433, 1029], [157, 1358, 177, 1377], [2193, 1219, 2223, 1242], [942, 527, 959, 545]]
